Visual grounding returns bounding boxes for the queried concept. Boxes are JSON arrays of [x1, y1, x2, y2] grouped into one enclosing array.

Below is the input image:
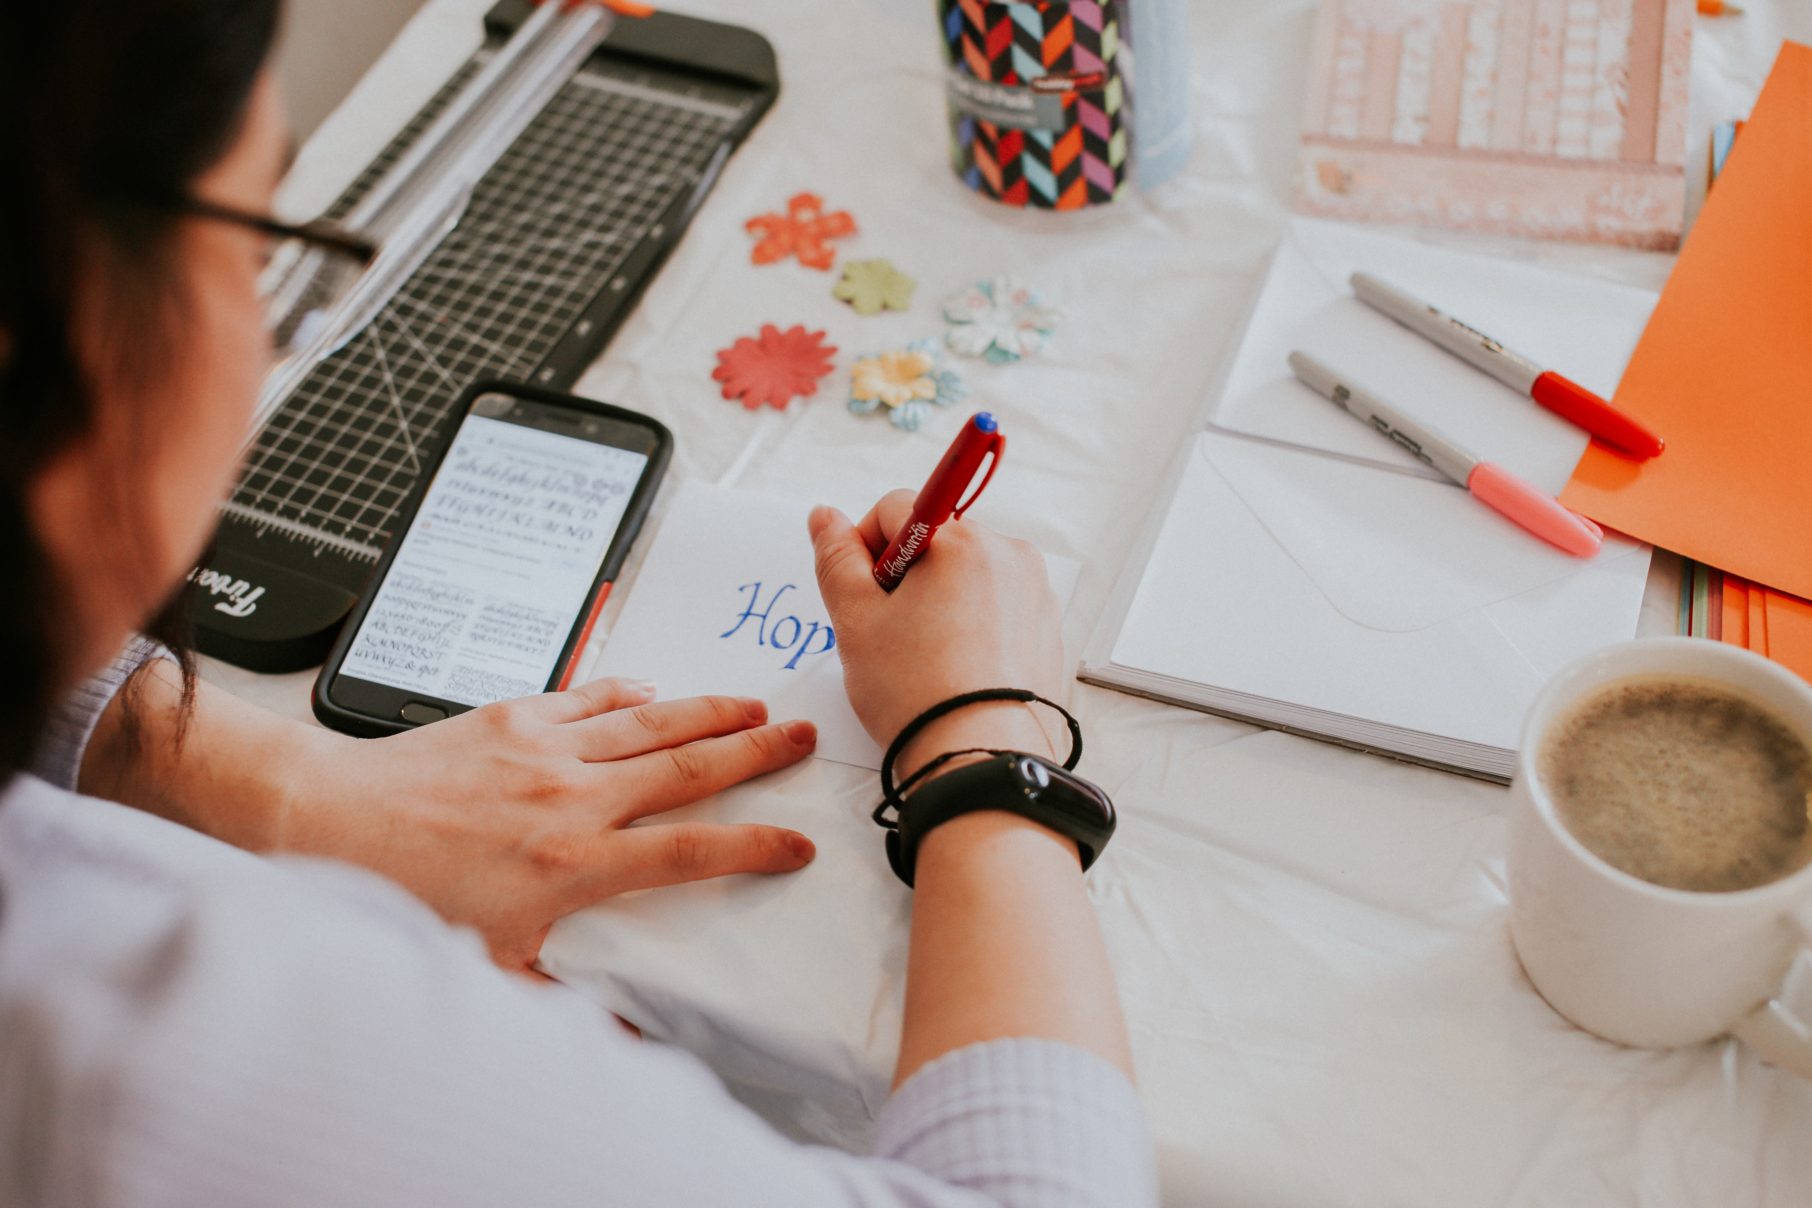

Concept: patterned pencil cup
[[937, 0, 1191, 209], [940, 0, 1128, 208]]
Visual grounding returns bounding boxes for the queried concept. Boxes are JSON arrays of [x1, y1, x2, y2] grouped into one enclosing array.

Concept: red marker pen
[[873, 413, 1005, 591], [1350, 272, 1665, 460]]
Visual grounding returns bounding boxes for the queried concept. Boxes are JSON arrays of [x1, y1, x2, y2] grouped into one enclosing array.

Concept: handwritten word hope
[[720, 581, 836, 670]]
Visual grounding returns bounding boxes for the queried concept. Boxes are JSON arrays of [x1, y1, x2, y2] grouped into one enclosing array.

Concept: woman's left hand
[[285, 678, 819, 972], [85, 666, 818, 974]]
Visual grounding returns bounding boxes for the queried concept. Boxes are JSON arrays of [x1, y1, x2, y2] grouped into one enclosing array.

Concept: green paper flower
[[833, 258, 916, 316]]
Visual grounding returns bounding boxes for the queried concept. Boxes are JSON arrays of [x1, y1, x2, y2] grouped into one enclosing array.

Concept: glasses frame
[[179, 197, 381, 266]]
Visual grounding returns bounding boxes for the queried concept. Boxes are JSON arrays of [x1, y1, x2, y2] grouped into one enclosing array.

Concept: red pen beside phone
[[873, 413, 1005, 590]]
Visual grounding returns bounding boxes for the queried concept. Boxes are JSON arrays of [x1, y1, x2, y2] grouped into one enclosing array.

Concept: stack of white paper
[[1080, 220, 1658, 781]]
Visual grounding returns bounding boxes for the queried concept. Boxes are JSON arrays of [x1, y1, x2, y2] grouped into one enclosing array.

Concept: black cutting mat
[[191, 9, 777, 671]]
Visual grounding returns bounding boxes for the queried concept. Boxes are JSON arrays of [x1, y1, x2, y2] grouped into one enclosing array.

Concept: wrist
[[896, 700, 1056, 783], [916, 808, 1083, 874], [78, 663, 321, 852], [259, 723, 365, 853]]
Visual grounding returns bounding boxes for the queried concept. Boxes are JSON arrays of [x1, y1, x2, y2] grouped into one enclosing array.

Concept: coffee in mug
[[1539, 676, 1812, 894], [1507, 638, 1812, 1071]]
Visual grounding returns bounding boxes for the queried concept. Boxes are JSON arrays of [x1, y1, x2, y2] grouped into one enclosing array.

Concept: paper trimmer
[[191, 0, 777, 671]]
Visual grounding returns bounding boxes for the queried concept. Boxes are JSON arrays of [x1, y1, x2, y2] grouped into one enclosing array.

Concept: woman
[[0, 2, 1155, 1204]]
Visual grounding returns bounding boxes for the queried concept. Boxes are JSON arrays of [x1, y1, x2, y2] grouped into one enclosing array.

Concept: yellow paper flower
[[850, 350, 938, 409]]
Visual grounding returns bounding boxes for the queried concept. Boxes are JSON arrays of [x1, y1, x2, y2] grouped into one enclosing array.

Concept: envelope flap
[[1200, 433, 1646, 633]]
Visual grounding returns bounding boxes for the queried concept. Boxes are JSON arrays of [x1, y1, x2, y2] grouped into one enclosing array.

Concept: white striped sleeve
[[28, 637, 171, 792], [873, 1039, 1159, 1208]]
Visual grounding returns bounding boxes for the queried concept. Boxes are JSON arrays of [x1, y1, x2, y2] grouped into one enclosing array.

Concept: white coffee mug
[[1508, 638, 1812, 1076]]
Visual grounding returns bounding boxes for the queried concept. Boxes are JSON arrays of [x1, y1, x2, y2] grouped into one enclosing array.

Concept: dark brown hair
[[0, 0, 282, 776]]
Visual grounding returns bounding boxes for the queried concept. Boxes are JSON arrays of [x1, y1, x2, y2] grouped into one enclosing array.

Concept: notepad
[[595, 481, 1080, 770], [1296, 0, 1694, 249], [1081, 219, 1656, 781]]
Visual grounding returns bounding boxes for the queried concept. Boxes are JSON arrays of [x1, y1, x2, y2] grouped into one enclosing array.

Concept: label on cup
[[946, 70, 1087, 131]]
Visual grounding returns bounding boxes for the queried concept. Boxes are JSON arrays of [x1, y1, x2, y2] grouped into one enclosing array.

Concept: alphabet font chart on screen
[[593, 481, 1079, 769]]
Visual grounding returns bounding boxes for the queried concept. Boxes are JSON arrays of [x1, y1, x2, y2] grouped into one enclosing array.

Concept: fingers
[[606, 822, 815, 894], [810, 505, 883, 611], [568, 693, 770, 763], [518, 676, 658, 725], [613, 719, 818, 822], [853, 488, 918, 555]]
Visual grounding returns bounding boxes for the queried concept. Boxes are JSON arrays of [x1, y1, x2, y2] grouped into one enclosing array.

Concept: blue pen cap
[[972, 411, 998, 434]]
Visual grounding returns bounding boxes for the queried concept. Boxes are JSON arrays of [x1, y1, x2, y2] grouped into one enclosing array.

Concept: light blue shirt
[[0, 649, 1157, 1207]]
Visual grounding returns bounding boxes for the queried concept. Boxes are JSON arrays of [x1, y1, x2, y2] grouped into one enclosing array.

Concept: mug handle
[[1731, 902, 1812, 1079]]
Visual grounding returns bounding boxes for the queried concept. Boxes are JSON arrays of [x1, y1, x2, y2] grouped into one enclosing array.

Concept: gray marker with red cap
[[1350, 272, 1666, 461]]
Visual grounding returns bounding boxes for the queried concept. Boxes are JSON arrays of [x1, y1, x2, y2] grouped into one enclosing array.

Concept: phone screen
[[336, 392, 651, 708]]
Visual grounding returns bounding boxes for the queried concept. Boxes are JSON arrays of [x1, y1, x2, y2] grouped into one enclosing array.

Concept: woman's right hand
[[814, 496, 1135, 1090], [809, 491, 1067, 778]]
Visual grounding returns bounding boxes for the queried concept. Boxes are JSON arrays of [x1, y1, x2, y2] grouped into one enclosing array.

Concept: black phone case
[[310, 378, 672, 738]]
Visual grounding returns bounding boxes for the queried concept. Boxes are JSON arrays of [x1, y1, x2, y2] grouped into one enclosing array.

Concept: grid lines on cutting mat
[[229, 60, 746, 560]]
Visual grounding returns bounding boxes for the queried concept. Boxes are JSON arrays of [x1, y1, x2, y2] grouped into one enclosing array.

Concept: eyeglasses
[[178, 197, 380, 266], [165, 196, 383, 357]]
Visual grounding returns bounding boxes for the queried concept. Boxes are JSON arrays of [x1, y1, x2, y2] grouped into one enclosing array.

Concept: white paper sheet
[[597, 481, 1079, 770]]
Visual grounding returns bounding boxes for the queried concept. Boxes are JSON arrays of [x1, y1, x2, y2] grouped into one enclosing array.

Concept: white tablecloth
[[215, 2, 1812, 1203]]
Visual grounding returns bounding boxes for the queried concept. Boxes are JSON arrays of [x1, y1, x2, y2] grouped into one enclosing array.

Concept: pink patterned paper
[[1297, 0, 1693, 249]]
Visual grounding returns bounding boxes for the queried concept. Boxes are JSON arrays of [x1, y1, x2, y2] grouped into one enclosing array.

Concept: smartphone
[[313, 379, 671, 737]]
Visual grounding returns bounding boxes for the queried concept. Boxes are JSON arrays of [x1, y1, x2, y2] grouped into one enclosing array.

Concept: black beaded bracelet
[[872, 689, 1083, 834]]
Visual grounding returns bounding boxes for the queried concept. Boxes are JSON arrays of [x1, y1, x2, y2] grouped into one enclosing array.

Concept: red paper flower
[[744, 192, 857, 271], [712, 324, 838, 411]]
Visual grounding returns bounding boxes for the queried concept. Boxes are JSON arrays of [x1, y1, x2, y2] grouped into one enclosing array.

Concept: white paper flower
[[942, 275, 1059, 364]]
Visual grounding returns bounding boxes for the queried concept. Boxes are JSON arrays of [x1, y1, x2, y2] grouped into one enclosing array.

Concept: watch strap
[[887, 752, 1115, 888]]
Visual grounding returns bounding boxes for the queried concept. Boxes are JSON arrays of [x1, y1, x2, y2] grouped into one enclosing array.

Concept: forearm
[[80, 659, 334, 851], [892, 705, 1135, 1088]]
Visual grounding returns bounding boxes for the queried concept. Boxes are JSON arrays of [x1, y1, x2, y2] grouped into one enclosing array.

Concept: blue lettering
[[720, 581, 837, 670], [720, 581, 795, 642], [782, 620, 836, 670]]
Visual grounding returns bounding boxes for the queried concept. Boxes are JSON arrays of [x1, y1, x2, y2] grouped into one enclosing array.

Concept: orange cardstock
[[1561, 43, 1812, 600], [1750, 586, 1770, 658], [1722, 576, 1749, 648], [1762, 588, 1812, 684]]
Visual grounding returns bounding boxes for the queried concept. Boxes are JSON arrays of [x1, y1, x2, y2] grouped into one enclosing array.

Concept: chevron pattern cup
[[939, 0, 1130, 210]]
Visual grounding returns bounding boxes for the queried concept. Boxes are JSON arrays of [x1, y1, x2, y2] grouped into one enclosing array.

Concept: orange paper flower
[[744, 192, 857, 271]]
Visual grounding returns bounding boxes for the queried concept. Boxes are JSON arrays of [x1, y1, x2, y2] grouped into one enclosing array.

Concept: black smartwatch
[[887, 753, 1116, 888]]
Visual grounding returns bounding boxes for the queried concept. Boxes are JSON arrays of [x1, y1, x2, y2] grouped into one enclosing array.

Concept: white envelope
[[1095, 220, 1658, 767], [1202, 219, 1657, 635], [1110, 432, 1654, 756]]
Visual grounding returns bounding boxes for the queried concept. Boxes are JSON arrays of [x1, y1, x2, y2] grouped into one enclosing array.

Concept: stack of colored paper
[[1718, 575, 1812, 681], [1676, 564, 1812, 687], [1562, 42, 1812, 685]]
